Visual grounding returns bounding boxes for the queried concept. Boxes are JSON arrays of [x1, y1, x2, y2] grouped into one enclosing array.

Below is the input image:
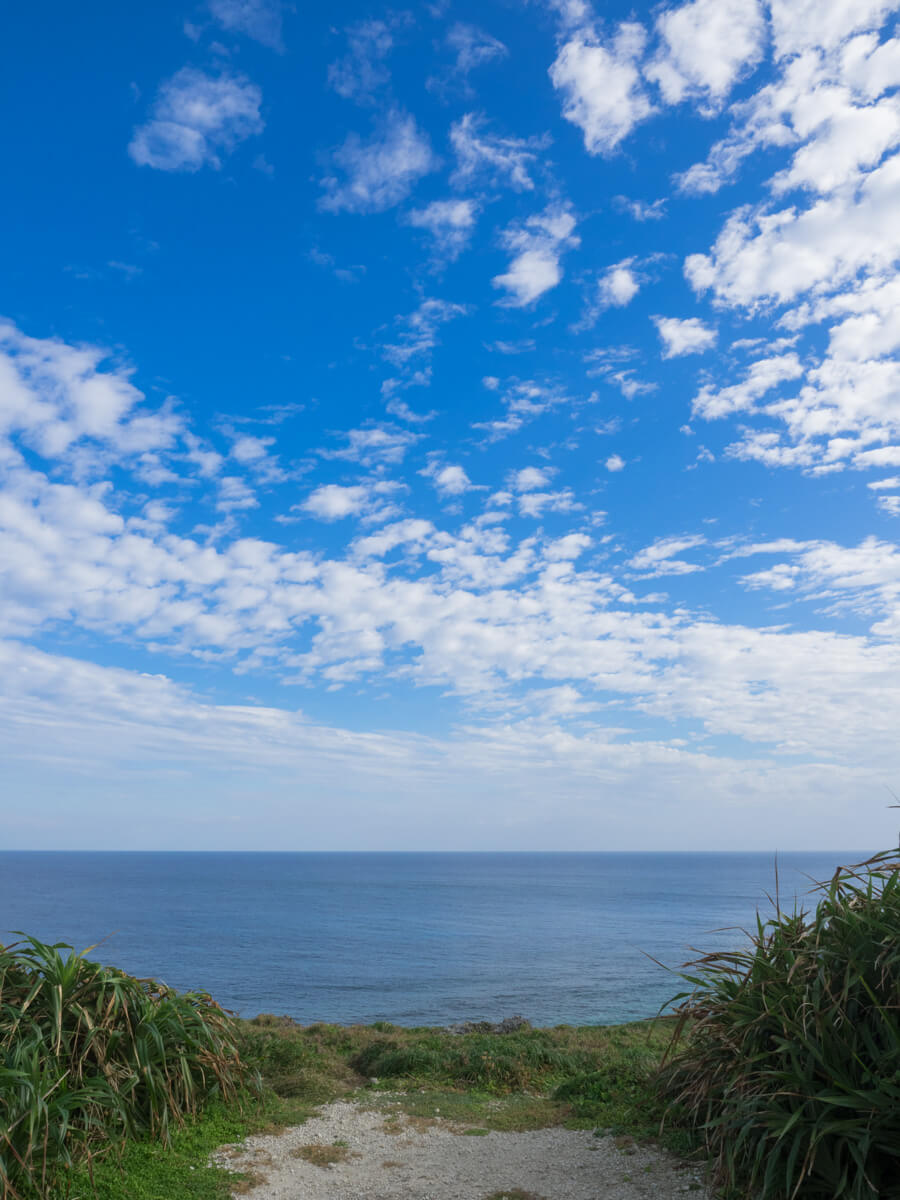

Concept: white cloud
[[425, 463, 472, 496], [319, 111, 436, 213], [129, 69, 263, 172], [693, 353, 804, 419], [474, 379, 577, 439], [629, 534, 707, 575], [770, 96, 900, 197], [382, 299, 467, 368], [449, 113, 547, 192], [208, 0, 283, 49], [6, 638, 897, 850], [598, 260, 640, 307], [229, 434, 272, 464], [302, 484, 369, 520], [0, 320, 183, 465], [327, 19, 395, 102], [646, 0, 766, 107], [406, 198, 478, 260], [615, 196, 667, 221], [605, 454, 626, 471], [516, 488, 580, 517], [549, 22, 653, 154], [492, 204, 580, 306], [677, 26, 900, 197], [216, 474, 258, 511], [444, 23, 507, 78], [574, 260, 642, 330], [768, 0, 900, 59], [447, 23, 506, 71], [321, 425, 419, 467], [654, 316, 717, 357], [607, 371, 657, 400], [686, 153, 900, 308], [512, 466, 553, 492]]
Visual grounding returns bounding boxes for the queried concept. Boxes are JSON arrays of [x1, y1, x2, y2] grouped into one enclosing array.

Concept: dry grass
[[482, 1190, 546, 1200], [290, 1142, 356, 1167]]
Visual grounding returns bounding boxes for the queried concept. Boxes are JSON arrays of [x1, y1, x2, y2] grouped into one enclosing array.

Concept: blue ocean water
[[0, 851, 869, 1026]]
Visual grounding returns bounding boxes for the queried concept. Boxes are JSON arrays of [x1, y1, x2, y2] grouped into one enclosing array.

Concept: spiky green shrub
[[0, 935, 252, 1199], [660, 850, 900, 1200]]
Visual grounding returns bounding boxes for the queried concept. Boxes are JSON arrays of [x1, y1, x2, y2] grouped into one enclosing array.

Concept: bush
[[0, 935, 252, 1199], [660, 849, 900, 1199]]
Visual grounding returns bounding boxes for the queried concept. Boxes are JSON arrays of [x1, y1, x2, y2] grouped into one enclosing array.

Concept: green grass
[[46, 1013, 686, 1198], [0, 942, 696, 1199]]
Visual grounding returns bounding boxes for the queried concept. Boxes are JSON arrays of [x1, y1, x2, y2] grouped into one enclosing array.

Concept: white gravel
[[212, 1099, 710, 1200]]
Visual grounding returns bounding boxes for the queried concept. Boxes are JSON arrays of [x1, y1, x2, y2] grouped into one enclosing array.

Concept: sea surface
[[0, 851, 869, 1027]]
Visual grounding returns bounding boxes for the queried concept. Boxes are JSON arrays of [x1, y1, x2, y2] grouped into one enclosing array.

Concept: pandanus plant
[[660, 849, 900, 1200], [0, 935, 253, 1199]]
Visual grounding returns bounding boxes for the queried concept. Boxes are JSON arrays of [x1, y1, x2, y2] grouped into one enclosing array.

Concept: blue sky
[[2, 0, 900, 850]]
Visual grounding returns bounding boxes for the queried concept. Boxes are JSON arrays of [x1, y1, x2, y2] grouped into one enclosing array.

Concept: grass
[[0, 977, 685, 1199], [237, 1013, 683, 1140]]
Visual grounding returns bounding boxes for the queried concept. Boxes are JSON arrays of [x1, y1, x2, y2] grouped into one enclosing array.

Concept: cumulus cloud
[[327, 19, 395, 102], [654, 316, 717, 357], [449, 113, 547, 192], [492, 204, 580, 306], [686, 155, 900, 308], [597, 260, 640, 307], [319, 111, 436, 213], [512, 466, 553, 491], [321, 424, 419, 468], [301, 483, 392, 521], [768, 0, 899, 59], [645, 0, 766, 107], [676, 24, 900, 196], [0, 320, 183, 465], [421, 462, 473, 497], [473, 379, 577, 440], [549, 22, 653, 154], [406, 198, 478, 260], [129, 69, 263, 171], [208, 0, 284, 49]]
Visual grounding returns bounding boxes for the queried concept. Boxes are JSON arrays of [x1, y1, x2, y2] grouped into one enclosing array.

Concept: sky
[[2, 0, 900, 851]]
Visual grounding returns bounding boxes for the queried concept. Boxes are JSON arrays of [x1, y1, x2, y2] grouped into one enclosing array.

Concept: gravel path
[[212, 1099, 710, 1200]]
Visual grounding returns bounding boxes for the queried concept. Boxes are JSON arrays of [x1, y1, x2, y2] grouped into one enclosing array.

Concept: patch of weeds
[[483, 1190, 545, 1200], [367, 1089, 570, 1132], [291, 1142, 356, 1167], [461, 1127, 491, 1136]]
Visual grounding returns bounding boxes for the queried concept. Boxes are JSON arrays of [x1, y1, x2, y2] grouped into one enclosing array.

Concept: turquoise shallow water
[[0, 850, 868, 1026]]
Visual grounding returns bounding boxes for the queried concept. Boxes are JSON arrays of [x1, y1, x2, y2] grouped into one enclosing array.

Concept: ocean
[[0, 850, 868, 1027]]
